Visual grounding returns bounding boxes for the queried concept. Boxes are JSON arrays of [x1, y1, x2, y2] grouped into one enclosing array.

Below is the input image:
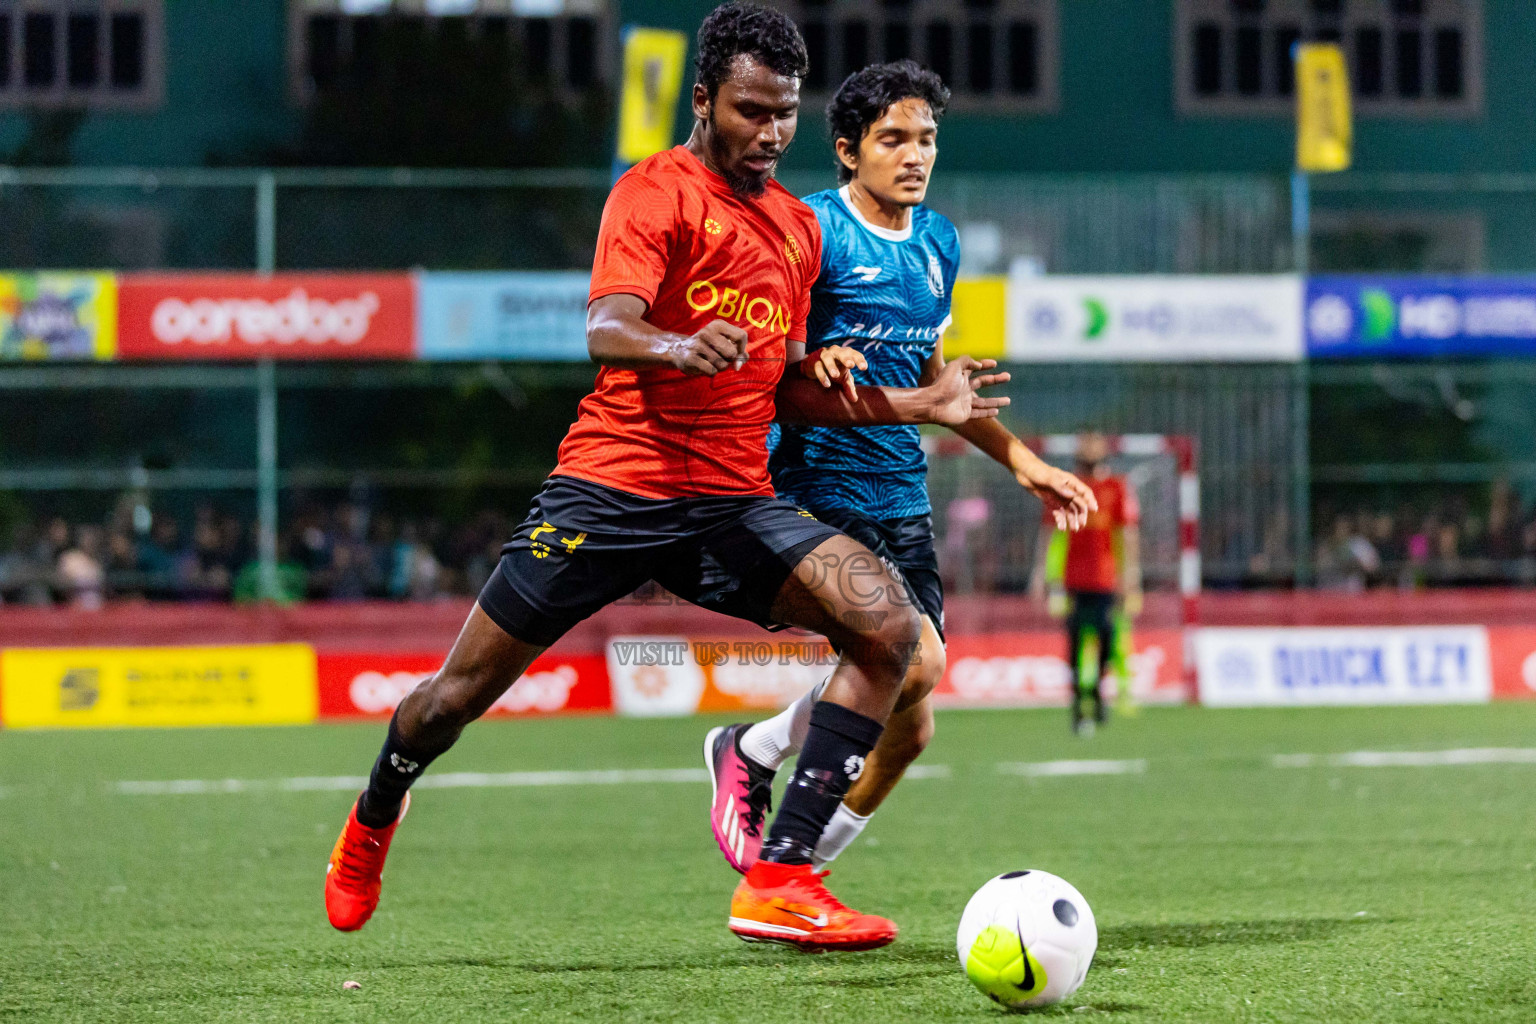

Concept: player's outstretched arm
[[586, 294, 748, 374], [776, 355, 1010, 427], [920, 349, 1097, 531]]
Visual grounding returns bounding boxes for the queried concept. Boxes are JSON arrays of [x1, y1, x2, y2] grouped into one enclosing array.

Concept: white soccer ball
[[956, 870, 1098, 1010]]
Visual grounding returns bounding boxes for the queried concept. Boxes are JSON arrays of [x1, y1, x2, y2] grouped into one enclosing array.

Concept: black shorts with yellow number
[[478, 475, 842, 647], [807, 507, 945, 642]]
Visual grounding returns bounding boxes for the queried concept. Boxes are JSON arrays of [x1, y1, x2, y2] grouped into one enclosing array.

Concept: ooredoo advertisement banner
[[0, 644, 317, 729], [1196, 626, 1492, 707], [1008, 275, 1304, 363], [316, 651, 612, 719], [933, 630, 1187, 709], [117, 274, 415, 360], [605, 631, 1185, 716]]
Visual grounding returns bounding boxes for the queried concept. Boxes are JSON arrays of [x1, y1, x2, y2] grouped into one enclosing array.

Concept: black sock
[[760, 701, 884, 866], [356, 711, 438, 828]]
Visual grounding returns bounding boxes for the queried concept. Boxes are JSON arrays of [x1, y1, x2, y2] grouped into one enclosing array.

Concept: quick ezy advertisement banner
[[1196, 626, 1492, 707]]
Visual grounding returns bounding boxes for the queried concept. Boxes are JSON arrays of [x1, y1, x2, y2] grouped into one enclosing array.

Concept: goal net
[[923, 432, 1199, 703]]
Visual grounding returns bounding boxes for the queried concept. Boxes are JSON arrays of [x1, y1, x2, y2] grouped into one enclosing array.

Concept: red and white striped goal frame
[[1034, 433, 1200, 620], [1036, 434, 1201, 698]]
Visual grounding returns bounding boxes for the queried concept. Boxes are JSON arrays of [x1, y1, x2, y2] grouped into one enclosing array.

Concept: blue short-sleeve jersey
[[769, 187, 962, 518]]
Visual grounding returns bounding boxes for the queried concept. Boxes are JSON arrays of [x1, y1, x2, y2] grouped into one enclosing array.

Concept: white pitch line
[[1274, 748, 1536, 769], [112, 764, 955, 796], [114, 768, 707, 796], [996, 759, 1148, 778]]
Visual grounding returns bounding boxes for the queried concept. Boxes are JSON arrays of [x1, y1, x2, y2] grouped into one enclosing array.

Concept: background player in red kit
[[324, 2, 1012, 953], [1032, 433, 1143, 734]]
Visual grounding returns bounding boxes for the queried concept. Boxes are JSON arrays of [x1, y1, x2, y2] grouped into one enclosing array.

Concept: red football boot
[[729, 861, 898, 952], [324, 792, 409, 932]]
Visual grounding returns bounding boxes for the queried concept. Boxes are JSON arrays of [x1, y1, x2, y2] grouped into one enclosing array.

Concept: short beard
[[708, 116, 771, 199]]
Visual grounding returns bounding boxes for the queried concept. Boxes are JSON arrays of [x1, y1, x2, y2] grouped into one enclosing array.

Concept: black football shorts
[[478, 475, 842, 647], [805, 507, 945, 641]]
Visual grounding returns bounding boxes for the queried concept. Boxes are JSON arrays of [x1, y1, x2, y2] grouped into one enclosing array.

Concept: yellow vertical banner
[[944, 277, 1008, 361], [1296, 43, 1353, 173], [616, 27, 689, 167]]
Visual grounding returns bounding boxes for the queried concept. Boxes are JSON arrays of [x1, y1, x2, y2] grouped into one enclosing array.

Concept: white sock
[[812, 803, 871, 869], [738, 677, 827, 770]]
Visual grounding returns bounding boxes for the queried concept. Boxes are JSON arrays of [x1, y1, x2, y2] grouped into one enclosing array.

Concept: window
[[0, 2, 162, 108], [289, 0, 611, 103], [1176, 0, 1481, 116], [773, 0, 1059, 112]]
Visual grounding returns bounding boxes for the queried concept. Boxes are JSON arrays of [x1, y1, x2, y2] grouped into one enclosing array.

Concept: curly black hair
[[826, 60, 950, 183], [694, 2, 809, 100]]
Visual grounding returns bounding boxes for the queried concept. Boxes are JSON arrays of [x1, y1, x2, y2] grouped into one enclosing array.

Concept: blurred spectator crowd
[[7, 485, 1536, 607], [1312, 481, 1536, 590], [0, 503, 512, 608]]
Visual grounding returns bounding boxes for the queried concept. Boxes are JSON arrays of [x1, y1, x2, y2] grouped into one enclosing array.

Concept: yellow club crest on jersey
[[784, 233, 803, 266]]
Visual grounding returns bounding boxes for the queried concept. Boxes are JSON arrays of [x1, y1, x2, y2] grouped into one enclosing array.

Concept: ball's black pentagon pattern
[[999, 870, 1031, 879], [1053, 898, 1080, 927]]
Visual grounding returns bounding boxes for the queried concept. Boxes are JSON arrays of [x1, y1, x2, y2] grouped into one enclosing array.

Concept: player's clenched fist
[[670, 319, 749, 376]]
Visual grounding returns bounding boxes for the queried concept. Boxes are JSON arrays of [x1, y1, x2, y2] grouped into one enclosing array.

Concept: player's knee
[[899, 640, 946, 709], [858, 598, 922, 679]]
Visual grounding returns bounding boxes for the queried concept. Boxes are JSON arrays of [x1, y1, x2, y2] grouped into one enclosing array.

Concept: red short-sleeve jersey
[[1046, 474, 1139, 594], [552, 146, 822, 499]]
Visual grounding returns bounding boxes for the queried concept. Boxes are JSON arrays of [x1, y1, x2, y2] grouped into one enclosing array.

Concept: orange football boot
[[729, 860, 897, 952], [324, 792, 409, 932]]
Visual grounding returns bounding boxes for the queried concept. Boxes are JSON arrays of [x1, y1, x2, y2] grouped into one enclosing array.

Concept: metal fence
[[7, 166, 1536, 598]]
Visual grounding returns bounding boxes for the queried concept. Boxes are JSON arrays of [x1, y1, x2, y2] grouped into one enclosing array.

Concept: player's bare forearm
[[586, 293, 748, 375], [776, 355, 1010, 427], [950, 417, 1039, 475], [775, 378, 936, 426], [942, 396, 1097, 530]]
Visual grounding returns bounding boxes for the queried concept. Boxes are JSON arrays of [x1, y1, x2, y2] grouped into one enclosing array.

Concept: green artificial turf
[[4, 704, 1536, 1022]]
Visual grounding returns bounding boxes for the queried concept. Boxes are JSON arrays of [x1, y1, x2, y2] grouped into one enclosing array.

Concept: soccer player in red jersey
[[325, 2, 1011, 952], [1032, 433, 1143, 735]]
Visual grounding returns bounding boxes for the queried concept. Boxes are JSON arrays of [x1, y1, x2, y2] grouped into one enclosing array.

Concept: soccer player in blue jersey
[[705, 60, 1098, 874]]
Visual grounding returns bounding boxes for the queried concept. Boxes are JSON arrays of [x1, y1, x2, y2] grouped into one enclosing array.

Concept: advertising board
[[1008, 275, 1304, 362], [118, 274, 415, 360], [0, 273, 117, 361], [1196, 626, 1491, 707], [0, 644, 317, 729], [1307, 276, 1536, 358], [316, 651, 611, 718], [416, 272, 591, 360]]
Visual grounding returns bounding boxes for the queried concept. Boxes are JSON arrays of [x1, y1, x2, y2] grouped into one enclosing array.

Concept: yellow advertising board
[[0, 644, 317, 729], [616, 27, 689, 167], [0, 272, 118, 361], [1296, 43, 1353, 173], [943, 276, 1007, 361]]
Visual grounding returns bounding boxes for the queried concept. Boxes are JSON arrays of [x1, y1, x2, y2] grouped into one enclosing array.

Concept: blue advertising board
[[417, 272, 590, 361], [1307, 276, 1536, 358]]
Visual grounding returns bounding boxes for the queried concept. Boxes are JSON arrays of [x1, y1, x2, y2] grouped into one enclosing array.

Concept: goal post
[[924, 431, 1201, 703]]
